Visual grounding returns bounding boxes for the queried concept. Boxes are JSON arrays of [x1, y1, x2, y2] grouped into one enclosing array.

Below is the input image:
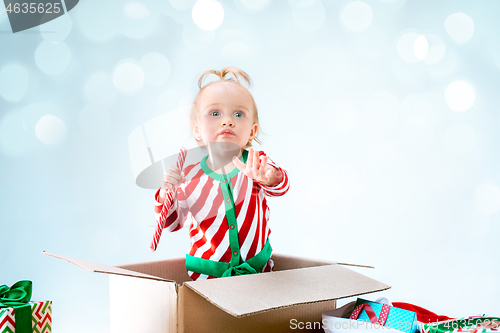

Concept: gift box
[[0, 281, 52, 333], [350, 298, 418, 333]]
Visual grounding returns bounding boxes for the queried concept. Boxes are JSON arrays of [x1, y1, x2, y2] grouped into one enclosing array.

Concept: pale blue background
[[1, 0, 499, 331]]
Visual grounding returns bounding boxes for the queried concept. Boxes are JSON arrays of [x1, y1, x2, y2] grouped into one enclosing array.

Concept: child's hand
[[232, 148, 281, 186], [163, 165, 186, 192], [158, 165, 186, 204]]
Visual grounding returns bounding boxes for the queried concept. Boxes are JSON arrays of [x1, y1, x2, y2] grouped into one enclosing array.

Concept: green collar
[[201, 149, 248, 181]]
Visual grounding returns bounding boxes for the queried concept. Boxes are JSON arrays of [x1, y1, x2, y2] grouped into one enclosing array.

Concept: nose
[[221, 115, 234, 127]]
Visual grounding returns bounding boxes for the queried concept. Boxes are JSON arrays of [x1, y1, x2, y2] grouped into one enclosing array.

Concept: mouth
[[219, 130, 235, 136]]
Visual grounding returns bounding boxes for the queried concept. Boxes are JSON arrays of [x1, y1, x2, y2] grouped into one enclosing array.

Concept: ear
[[249, 122, 258, 140], [193, 124, 201, 140]]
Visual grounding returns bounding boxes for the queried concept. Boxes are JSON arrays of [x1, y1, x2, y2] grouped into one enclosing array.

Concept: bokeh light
[[0, 64, 29, 102], [112, 62, 145, 93], [414, 35, 429, 61], [444, 12, 474, 44], [34, 41, 72, 76], [192, 0, 224, 30], [140, 52, 171, 87], [124, 1, 150, 20], [444, 122, 475, 154], [474, 183, 500, 216], [424, 33, 446, 65], [121, 2, 158, 39], [40, 13, 73, 42], [183, 24, 216, 49], [291, 0, 326, 33], [444, 80, 475, 112], [397, 31, 421, 63], [341, 1, 373, 32], [84, 72, 118, 106], [79, 105, 111, 137], [35, 115, 67, 145]]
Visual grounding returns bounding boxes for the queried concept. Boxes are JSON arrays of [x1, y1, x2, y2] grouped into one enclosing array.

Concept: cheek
[[201, 121, 218, 134]]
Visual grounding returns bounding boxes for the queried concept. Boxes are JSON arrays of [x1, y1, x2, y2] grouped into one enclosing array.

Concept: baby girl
[[154, 67, 289, 280]]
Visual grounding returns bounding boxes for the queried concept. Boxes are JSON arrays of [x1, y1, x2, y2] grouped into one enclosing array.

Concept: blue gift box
[[353, 298, 418, 333]]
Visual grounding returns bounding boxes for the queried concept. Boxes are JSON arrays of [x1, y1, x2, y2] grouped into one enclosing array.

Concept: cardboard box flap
[[272, 253, 374, 270], [184, 264, 390, 318], [42, 251, 172, 282]]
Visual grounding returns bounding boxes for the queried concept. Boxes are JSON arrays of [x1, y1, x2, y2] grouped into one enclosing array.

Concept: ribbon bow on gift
[[221, 262, 258, 277], [0, 280, 33, 333], [0, 280, 32, 307], [350, 302, 391, 325]]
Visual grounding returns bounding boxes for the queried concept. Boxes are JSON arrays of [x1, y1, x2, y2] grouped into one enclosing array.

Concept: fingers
[[232, 149, 273, 185], [163, 165, 186, 189], [260, 155, 268, 175], [252, 149, 260, 171]]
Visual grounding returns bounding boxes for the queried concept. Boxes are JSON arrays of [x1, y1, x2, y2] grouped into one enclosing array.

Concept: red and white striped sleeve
[[258, 151, 290, 197], [154, 187, 189, 232]]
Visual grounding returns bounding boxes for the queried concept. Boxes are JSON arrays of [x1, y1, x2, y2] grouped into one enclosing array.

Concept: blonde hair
[[190, 67, 262, 148]]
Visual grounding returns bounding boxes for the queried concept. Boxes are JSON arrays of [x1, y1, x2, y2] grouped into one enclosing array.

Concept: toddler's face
[[194, 82, 257, 151]]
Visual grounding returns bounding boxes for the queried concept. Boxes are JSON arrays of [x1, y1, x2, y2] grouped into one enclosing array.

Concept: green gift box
[[0, 281, 52, 333]]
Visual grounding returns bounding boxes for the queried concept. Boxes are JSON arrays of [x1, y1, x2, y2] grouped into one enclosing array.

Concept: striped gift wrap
[[0, 301, 52, 333]]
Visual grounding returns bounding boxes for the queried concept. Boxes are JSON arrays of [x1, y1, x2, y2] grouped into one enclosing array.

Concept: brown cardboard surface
[[42, 251, 171, 282], [179, 283, 337, 333], [184, 264, 390, 317], [44, 250, 390, 333], [117, 257, 191, 284]]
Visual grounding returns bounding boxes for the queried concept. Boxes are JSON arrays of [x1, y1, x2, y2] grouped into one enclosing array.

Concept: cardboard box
[[42, 252, 390, 333]]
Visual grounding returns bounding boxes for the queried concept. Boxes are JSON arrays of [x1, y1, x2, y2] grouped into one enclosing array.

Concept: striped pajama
[[154, 150, 289, 281]]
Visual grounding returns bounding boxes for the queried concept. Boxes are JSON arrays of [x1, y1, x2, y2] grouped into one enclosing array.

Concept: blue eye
[[234, 112, 243, 118], [210, 111, 220, 116]]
